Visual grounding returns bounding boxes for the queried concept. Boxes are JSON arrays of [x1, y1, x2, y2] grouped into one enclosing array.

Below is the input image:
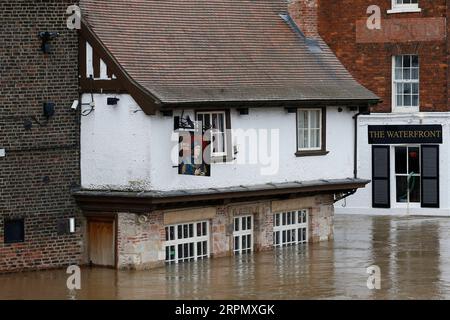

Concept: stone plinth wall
[[115, 194, 334, 270]]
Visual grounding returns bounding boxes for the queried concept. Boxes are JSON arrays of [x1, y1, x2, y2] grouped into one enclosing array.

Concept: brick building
[[0, 0, 83, 272], [318, 1, 450, 214]]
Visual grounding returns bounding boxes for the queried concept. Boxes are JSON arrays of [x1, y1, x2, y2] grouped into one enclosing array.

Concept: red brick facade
[[0, 0, 83, 272], [317, 0, 449, 113]]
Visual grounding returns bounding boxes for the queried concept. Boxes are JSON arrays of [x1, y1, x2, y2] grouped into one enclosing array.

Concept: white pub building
[[74, 0, 378, 269]]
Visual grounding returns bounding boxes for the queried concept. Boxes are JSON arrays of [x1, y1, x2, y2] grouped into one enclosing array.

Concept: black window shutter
[[372, 146, 390, 208], [421, 145, 440, 208]]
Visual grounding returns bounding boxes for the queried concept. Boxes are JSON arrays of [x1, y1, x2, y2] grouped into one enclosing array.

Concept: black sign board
[[368, 125, 443, 144]]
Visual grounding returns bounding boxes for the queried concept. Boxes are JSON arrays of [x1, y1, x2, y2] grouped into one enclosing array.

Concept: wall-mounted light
[[38, 32, 59, 54], [174, 115, 195, 131], [69, 218, 76, 233]]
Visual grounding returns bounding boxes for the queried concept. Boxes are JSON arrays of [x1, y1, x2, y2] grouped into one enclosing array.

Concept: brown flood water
[[2, 214, 450, 300]]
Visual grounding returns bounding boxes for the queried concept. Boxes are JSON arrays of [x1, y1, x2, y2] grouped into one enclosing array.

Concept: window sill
[[392, 107, 420, 113], [295, 150, 329, 157], [387, 7, 421, 14]]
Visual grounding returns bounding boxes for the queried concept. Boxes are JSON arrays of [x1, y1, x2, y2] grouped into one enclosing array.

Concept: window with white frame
[[393, 55, 419, 111], [389, 0, 420, 13], [273, 210, 308, 247], [165, 221, 209, 264], [233, 215, 253, 255], [297, 109, 322, 151], [197, 111, 227, 157]]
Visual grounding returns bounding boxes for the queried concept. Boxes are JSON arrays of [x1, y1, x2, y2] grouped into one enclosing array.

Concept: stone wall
[[117, 212, 165, 270], [115, 194, 334, 270]]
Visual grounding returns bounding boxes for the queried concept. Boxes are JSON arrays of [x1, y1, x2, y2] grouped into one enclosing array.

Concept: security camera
[[71, 100, 79, 110]]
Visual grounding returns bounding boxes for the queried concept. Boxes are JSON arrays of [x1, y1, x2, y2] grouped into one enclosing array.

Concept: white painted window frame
[[392, 145, 422, 208], [197, 111, 228, 158], [297, 109, 322, 151], [392, 55, 420, 113], [273, 210, 309, 247], [165, 221, 210, 264], [387, 0, 421, 14], [233, 215, 253, 255]]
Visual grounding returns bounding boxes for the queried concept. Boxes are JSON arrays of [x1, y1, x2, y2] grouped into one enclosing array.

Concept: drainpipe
[[353, 105, 371, 179]]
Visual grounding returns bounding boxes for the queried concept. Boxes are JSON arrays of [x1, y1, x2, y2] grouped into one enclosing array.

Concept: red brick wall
[[0, 0, 83, 272], [289, 0, 319, 38], [318, 0, 448, 113]]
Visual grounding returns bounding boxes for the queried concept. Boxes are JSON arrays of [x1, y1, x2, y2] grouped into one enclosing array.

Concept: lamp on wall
[[38, 32, 59, 54]]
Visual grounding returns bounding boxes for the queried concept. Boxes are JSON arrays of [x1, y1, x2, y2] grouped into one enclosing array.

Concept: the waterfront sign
[[368, 125, 443, 144]]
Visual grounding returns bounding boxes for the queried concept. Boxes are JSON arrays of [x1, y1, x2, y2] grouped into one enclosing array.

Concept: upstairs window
[[297, 108, 327, 157], [393, 55, 419, 111], [389, 0, 421, 13], [197, 111, 230, 160]]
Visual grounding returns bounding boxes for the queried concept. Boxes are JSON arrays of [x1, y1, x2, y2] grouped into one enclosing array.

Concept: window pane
[[412, 95, 419, 107], [395, 68, 402, 80], [298, 111, 307, 129], [404, 83, 411, 94], [310, 110, 319, 128], [409, 175, 421, 203], [311, 129, 320, 148], [403, 55, 411, 68], [403, 68, 411, 80], [412, 55, 419, 67], [396, 176, 408, 203], [411, 68, 419, 80], [397, 94, 403, 107], [395, 56, 402, 68], [404, 95, 411, 107], [408, 147, 420, 174], [395, 147, 407, 174]]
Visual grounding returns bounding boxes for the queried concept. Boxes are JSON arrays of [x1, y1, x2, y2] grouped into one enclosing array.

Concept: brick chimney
[[288, 0, 319, 39]]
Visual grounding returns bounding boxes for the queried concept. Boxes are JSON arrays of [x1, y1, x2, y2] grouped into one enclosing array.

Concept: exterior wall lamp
[[38, 31, 59, 54]]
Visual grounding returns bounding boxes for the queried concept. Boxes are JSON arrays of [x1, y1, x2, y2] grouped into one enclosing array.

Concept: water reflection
[[1, 215, 450, 300]]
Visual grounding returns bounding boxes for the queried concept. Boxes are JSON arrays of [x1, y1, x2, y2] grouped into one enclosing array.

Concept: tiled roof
[[80, 0, 379, 105]]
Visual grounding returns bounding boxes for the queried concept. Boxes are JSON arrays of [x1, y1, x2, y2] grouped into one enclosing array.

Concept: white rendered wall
[[336, 113, 450, 216], [81, 94, 357, 192]]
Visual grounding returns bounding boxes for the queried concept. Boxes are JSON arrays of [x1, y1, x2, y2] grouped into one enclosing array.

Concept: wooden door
[[88, 218, 115, 267]]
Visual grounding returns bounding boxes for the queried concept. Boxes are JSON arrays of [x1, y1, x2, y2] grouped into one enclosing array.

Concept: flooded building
[[318, 1, 450, 215], [73, 0, 378, 269], [0, 0, 83, 273]]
